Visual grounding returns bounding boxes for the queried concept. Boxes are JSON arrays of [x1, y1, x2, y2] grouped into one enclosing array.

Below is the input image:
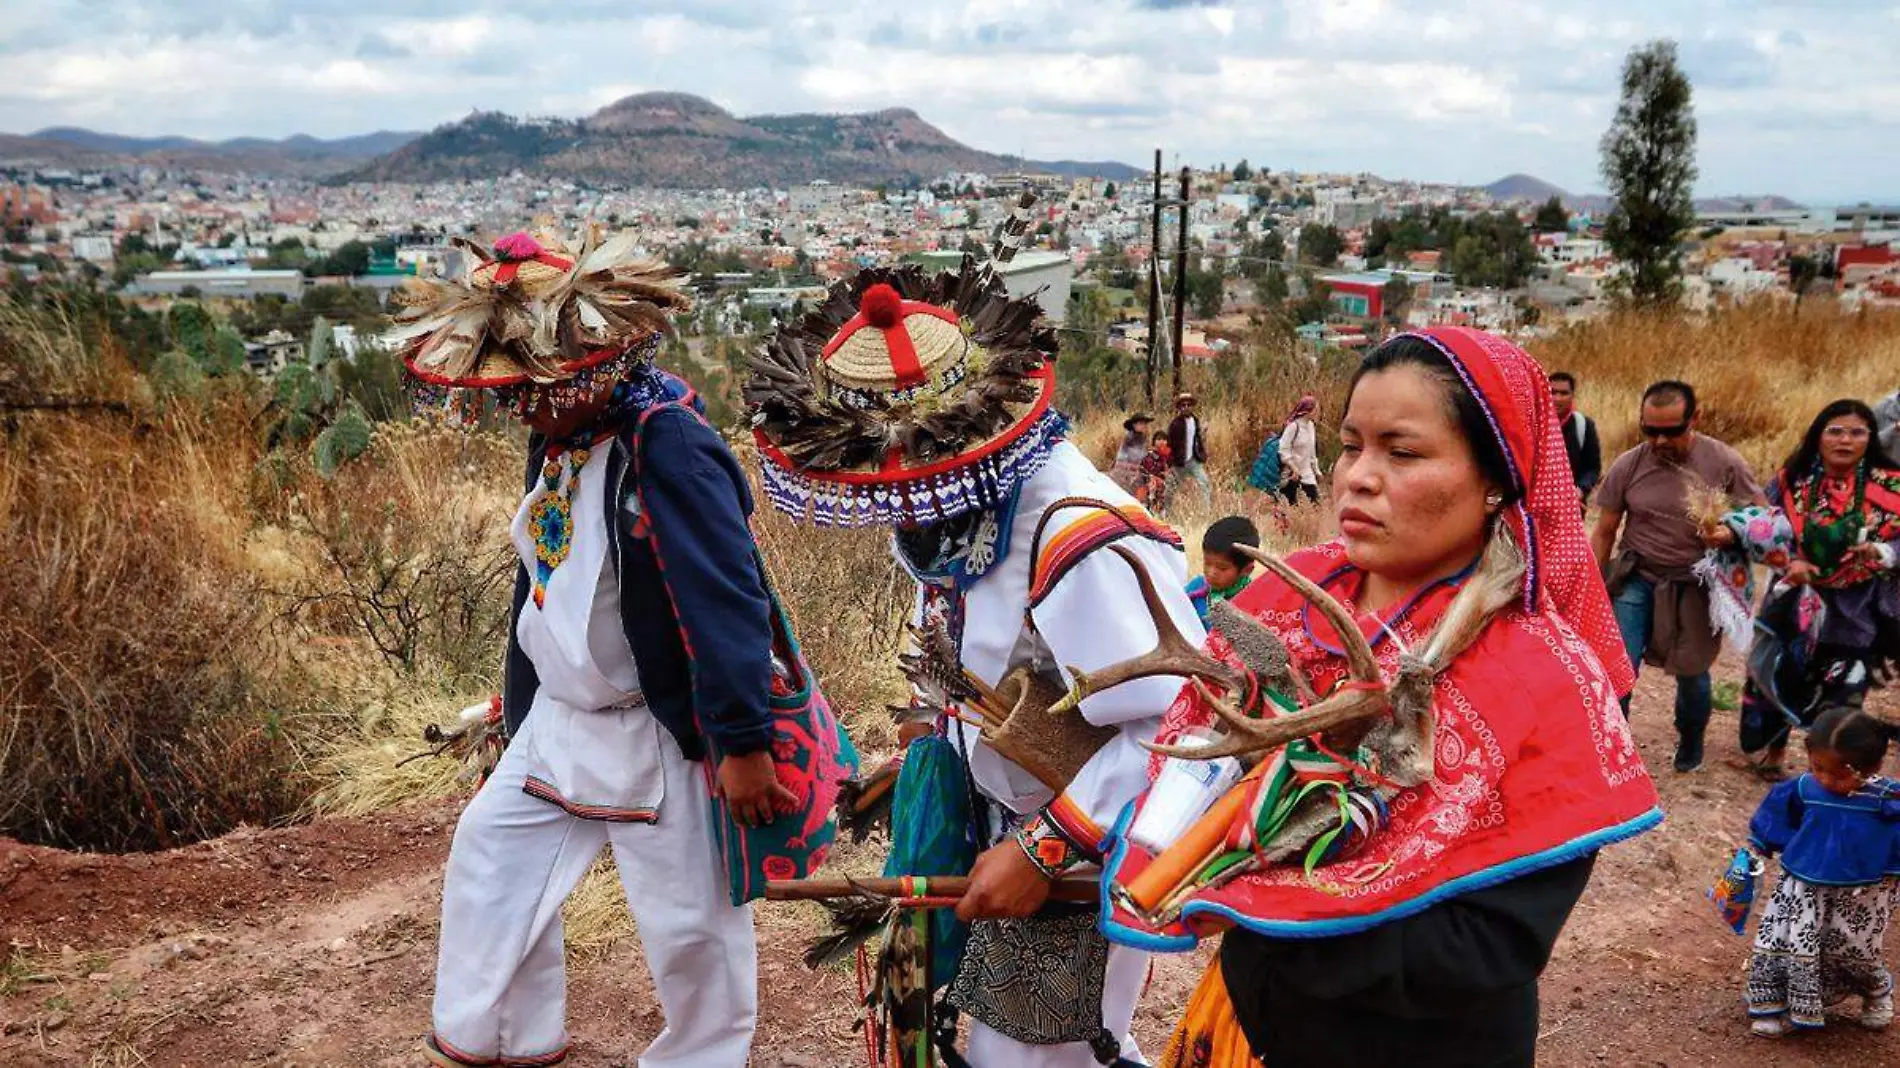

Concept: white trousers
[[431, 716, 758, 1067], [964, 943, 1150, 1068]]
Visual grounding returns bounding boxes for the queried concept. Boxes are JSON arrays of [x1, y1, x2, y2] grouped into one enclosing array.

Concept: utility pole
[[1170, 165, 1190, 401], [1144, 148, 1162, 409]]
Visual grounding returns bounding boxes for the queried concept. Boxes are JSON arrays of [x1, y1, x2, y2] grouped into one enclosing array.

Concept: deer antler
[[1145, 546, 1392, 761], [1235, 545, 1382, 683], [1048, 545, 1238, 715]]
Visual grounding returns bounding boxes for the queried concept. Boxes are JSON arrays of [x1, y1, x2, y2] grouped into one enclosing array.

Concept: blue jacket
[[502, 399, 776, 762], [1748, 773, 1900, 887]]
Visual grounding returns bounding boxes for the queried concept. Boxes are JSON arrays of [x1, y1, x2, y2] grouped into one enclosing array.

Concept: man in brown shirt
[[1591, 380, 1764, 773]]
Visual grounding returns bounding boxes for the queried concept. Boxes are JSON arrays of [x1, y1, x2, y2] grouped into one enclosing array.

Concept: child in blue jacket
[[1746, 706, 1900, 1036]]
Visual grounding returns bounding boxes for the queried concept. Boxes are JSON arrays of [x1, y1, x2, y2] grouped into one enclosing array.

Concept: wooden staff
[[765, 875, 1101, 904]]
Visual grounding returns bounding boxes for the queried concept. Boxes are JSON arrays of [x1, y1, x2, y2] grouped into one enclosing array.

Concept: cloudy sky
[[4, 0, 1895, 203]]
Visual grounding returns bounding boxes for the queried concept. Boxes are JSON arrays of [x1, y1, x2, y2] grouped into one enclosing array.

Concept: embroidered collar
[[893, 484, 1026, 591], [1301, 556, 1480, 656]]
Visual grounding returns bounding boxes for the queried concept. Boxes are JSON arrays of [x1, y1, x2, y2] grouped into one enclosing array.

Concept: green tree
[[1298, 223, 1343, 267], [318, 240, 372, 277], [1293, 270, 1332, 324], [1381, 276, 1415, 326], [1238, 229, 1285, 282], [165, 302, 215, 364], [1787, 252, 1821, 309], [1232, 159, 1252, 182], [1188, 266, 1226, 318], [1104, 182, 1118, 199], [1533, 196, 1570, 233], [1259, 264, 1290, 307], [1600, 39, 1698, 306]]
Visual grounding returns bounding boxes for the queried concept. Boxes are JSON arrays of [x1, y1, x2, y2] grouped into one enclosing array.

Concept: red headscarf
[[1407, 327, 1635, 696], [1103, 327, 1659, 946]]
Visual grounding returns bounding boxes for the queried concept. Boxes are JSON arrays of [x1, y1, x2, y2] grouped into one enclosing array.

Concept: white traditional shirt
[[507, 444, 667, 821], [1279, 417, 1319, 485], [915, 442, 1206, 833]]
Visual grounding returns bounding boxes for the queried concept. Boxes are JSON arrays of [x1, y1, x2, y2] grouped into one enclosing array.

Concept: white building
[[1323, 198, 1383, 230], [70, 234, 115, 264], [1706, 257, 1781, 298], [128, 268, 305, 298], [788, 181, 852, 214]]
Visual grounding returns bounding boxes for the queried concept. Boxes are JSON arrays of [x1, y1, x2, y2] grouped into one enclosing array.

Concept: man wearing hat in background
[[1166, 392, 1210, 510], [748, 263, 1203, 1067], [397, 229, 839, 1068]]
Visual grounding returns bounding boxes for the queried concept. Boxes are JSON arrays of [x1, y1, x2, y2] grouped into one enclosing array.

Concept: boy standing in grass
[[1188, 516, 1262, 624]]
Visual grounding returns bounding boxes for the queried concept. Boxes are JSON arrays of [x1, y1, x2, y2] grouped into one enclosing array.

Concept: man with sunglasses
[[1591, 381, 1764, 772]]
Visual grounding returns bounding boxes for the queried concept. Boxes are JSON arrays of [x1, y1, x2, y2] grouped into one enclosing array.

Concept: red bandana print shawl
[[1103, 327, 1659, 944]]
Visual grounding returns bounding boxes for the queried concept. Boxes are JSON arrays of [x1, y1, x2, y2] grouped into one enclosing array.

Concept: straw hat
[[391, 228, 689, 389], [746, 262, 1063, 528]]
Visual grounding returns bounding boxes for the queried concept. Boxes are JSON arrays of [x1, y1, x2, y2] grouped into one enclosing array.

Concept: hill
[[1483, 173, 1803, 215], [0, 127, 422, 177], [1484, 172, 1570, 203], [337, 92, 1141, 187]]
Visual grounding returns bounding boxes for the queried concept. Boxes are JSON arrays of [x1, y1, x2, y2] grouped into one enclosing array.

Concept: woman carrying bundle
[[1110, 413, 1155, 494], [1136, 328, 1661, 1068], [1735, 399, 1900, 780]]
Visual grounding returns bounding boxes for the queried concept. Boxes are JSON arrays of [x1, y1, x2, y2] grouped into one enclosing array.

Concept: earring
[[1485, 492, 1504, 509]]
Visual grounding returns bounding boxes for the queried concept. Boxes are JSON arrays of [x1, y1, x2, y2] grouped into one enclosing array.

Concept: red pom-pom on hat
[[860, 283, 904, 329]]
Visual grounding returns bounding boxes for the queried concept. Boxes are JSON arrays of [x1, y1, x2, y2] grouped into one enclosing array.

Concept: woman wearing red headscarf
[[1127, 328, 1660, 1068]]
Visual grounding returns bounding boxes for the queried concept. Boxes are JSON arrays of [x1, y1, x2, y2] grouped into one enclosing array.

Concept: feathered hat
[[390, 228, 690, 389], [745, 259, 1063, 527]]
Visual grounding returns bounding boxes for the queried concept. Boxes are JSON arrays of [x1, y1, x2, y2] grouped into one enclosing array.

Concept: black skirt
[[1217, 854, 1596, 1068]]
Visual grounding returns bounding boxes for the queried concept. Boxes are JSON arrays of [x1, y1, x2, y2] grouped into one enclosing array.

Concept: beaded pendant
[[528, 447, 589, 608]]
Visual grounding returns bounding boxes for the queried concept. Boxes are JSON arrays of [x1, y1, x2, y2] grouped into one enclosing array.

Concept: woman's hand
[[1700, 524, 1737, 549], [955, 840, 1054, 921], [716, 751, 798, 827], [1847, 543, 1890, 569], [1783, 560, 1819, 587]]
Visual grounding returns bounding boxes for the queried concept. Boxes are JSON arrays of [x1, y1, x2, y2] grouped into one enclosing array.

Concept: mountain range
[[0, 127, 420, 177], [0, 93, 1143, 187], [334, 92, 1143, 187], [1482, 172, 1802, 214], [1, 103, 1802, 207]]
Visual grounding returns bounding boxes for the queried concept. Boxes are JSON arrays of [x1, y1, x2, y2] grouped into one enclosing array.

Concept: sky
[[3, 0, 1896, 205]]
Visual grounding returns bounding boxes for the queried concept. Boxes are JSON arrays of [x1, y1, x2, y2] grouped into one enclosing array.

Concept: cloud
[[0, 0, 1892, 203]]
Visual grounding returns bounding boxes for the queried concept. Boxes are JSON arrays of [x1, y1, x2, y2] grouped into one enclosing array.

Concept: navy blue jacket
[[1750, 773, 1900, 887], [502, 403, 776, 762]]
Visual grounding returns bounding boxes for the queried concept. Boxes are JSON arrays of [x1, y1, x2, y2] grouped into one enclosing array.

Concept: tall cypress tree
[[1599, 40, 1698, 306]]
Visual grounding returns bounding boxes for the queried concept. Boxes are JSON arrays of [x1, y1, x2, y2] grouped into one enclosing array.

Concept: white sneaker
[[1861, 992, 1894, 1030], [1750, 1015, 1789, 1038]]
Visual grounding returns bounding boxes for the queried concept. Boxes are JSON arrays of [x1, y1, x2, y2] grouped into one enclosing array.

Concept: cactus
[[313, 403, 374, 478]]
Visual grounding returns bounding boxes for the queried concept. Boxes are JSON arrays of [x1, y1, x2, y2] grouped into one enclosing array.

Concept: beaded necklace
[[1799, 464, 1867, 576], [527, 429, 616, 609]]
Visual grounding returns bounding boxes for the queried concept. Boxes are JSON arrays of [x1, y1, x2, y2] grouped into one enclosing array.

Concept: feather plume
[[1418, 527, 1528, 670], [802, 896, 892, 970], [745, 262, 1052, 474], [836, 755, 903, 844]]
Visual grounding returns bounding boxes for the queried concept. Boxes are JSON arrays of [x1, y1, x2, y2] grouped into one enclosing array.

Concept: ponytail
[[1810, 706, 1900, 775]]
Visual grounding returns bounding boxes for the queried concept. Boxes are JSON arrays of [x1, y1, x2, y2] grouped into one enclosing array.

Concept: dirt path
[[5, 675, 1899, 1066]]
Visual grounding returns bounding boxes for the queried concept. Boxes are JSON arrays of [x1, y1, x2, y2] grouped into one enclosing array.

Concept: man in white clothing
[[398, 230, 839, 1068], [749, 264, 1202, 1067]]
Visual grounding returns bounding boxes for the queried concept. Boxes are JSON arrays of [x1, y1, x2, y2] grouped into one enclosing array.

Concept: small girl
[[1138, 431, 1172, 512], [1745, 706, 1900, 1036]]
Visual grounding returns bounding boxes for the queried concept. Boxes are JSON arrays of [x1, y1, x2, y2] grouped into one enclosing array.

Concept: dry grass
[[1531, 303, 1900, 475]]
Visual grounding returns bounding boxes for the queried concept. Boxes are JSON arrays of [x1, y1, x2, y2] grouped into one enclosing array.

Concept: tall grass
[[0, 312, 310, 851], [1531, 304, 1900, 474]]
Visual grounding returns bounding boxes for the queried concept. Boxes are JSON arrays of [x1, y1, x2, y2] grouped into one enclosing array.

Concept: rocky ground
[[5, 669, 1899, 1067]]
